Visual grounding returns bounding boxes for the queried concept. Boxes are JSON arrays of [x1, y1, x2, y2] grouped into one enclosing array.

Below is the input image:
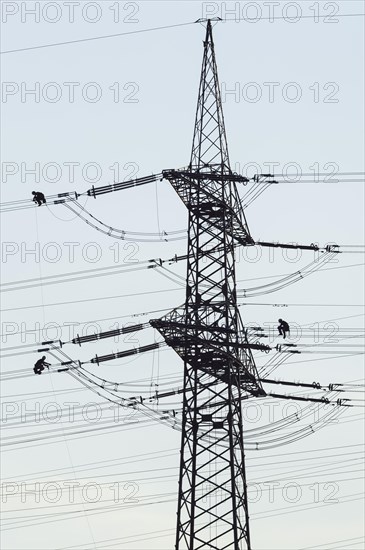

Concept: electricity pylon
[[151, 19, 266, 550]]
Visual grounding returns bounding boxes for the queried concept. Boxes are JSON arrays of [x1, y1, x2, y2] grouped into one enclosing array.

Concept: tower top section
[[189, 19, 231, 173]]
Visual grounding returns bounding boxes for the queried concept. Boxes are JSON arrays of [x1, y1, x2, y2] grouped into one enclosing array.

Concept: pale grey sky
[[1, 1, 364, 549]]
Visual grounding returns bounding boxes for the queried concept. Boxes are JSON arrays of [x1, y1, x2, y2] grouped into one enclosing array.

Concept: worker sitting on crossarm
[[33, 356, 51, 375], [32, 191, 46, 206], [277, 318, 290, 339]]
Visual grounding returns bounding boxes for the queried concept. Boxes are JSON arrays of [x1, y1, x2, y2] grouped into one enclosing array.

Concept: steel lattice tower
[[151, 19, 266, 550]]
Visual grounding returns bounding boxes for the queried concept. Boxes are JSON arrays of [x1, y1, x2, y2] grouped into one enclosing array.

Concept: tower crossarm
[[163, 169, 250, 184], [150, 317, 267, 398], [163, 169, 254, 246]]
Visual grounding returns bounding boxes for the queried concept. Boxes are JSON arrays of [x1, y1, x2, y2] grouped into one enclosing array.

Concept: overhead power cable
[[2, 171, 364, 212], [48, 346, 351, 447], [1, 240, 345, 294], [63, 199, 187, 242], [2, 14, 365, 55], [1, 21, 200, 55]]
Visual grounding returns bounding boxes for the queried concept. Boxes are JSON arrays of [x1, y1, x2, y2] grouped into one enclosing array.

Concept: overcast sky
[[1, 1, 364, 549]]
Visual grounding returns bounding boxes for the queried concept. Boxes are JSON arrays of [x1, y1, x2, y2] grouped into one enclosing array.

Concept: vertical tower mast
[[151, 19, 265, 549]]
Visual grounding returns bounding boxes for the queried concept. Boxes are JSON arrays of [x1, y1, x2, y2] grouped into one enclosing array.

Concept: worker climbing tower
[[151, 19, 266, 550]]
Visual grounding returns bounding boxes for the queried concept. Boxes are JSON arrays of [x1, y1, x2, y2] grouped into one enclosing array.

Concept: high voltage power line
[[1, 13, 365, 55], [2, 251, 364, 293], [2, 16, 364, 550], [2, 173, 365, 242]]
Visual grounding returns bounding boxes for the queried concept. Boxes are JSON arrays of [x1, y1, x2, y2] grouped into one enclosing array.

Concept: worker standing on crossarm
[[277, 319, 290, 339], [33, 356, 51, 375], [32, 191, 46, 206]]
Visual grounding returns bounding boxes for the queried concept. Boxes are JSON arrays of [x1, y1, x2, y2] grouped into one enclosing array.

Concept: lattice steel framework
[[151, 19, 265, 550]]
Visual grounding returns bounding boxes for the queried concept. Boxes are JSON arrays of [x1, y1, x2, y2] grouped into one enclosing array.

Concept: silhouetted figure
[[278, 319, 290, 339], [32, 191, 46, 206], [33, 356, 51, 375]]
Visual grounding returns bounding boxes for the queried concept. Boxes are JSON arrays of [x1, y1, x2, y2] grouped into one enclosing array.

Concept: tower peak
[[189, 20, 231, 173]]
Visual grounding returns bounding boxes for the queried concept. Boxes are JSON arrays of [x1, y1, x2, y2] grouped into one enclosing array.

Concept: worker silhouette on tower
[[33, 356, 51, 375], [277, 319, 290, 339], [32, 191, 46, 206]]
